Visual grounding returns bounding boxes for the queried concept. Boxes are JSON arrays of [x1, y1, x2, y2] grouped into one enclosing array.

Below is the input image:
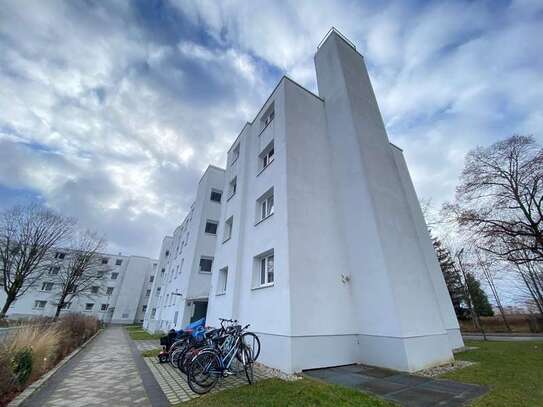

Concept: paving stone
[[30, 327, 151, 407]]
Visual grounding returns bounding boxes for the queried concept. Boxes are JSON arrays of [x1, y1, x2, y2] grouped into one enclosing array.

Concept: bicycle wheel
[[242, 346, 254, 384], [241, 332, 261, 361], [169, 348, 183, 368], [187, 351, 221, 394]]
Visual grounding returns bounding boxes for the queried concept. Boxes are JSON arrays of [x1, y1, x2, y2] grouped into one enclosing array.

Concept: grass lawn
[[181, 378, 394, 407], [442, 340, 543, 406], [125, 327, 163, 340]]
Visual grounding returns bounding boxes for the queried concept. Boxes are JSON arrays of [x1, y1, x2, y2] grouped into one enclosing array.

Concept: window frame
[[253, 250, 275, 289], [217, 267, 228, 295], [199, 256, 214, 273], [256, 188, 274, 224], [223, 216, 233, 243], [210, 189, 222, 203], [228, 176, 237, 200], [204, 220, 219, 235]]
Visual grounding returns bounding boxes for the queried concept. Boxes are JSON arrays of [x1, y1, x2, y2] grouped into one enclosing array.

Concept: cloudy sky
[[1, 0, 542, 259]]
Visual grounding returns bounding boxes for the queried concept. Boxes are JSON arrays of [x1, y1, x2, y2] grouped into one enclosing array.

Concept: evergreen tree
[[465, 272, 494, 317], [432, 236, 466, 317]]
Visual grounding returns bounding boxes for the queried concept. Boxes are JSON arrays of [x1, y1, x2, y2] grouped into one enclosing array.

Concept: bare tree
[[514, 260, 543, 315], [445, 135, 543, 265], [0, 204, 74, 318], [473, 248, 512, 331], [51, 231, 108, 318]]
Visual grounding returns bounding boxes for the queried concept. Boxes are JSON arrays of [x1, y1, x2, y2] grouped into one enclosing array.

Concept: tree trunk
[[54, 292, 68, 319], [0, 292, 16, 319]]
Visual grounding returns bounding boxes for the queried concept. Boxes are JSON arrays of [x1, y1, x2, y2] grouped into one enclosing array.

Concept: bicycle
[[186, 324, 254, 394]]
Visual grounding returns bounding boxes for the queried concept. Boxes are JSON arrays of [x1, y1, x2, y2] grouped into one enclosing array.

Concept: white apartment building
[[143, 166, 225, 333], [1, 251, 158, 324], [145, 29, 463, 374]]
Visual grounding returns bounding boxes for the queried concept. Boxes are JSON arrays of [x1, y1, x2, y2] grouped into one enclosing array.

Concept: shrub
[[11, 347, 32, 386], [0, 313, 100, 404]]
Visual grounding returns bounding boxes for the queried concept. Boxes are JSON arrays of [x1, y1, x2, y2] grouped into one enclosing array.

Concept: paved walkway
[[23, 327, 151, 407], [305, 364, 488, 407], [144, 356, 274, 405]]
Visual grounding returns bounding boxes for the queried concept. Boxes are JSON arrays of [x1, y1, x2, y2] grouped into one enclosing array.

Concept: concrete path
[[305, 365, 487, 407], [463, 333, 543, 342], [22, 327, 151, 407]]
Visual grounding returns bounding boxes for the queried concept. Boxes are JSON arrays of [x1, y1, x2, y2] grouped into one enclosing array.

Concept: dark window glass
[[210, 190, 222, 202], [199, 258, 213, 272], [205, 221, 218, 235]]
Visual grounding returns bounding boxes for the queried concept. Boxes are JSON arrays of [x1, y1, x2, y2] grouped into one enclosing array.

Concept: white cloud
[[0, 0, 541, 259]]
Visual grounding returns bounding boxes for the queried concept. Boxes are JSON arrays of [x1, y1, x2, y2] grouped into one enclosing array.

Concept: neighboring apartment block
[[1, 251, 158, 324], [145, 29, 463, 374], [143, 166, 225, 333]]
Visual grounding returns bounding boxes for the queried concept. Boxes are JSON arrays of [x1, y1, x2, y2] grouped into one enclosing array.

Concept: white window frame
[[199, 256, 214, 273], [231, 143, 240, 165], [253, 251, 274, 288], [85, 303, 94, 311], [41, 282, 54, 291], [100, 303, 109, 312], [228, 177, 237, 199], [106, 287, 114, 295], [210, 189, 222, 203], [256, 188, 274, 223], [205, 220, 218, 235], [217, 267, 228, 295], [34, 300, 47, 309], [223, 216, 233, 242], [111, 272, 119, 280]]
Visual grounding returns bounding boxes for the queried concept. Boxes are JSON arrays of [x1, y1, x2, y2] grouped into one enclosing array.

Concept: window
[[151, 308, 157, 318], [260, 141, 275, 170], [122, 313, 129, 319], [41, 282, 53, 291], [165, 250, 170, 257], [101, 258, 109, 265], [142, 305, 147, 313], [257, 252, 274, 287], [231, 143, 240, 165], [91, 286, 99, 294], [61, 302, 71, 309], [228, 177, 237, 199], [161, 268, 165, 274], [205, 221, 218, 235], [106, 287, 114, 295], [145, 289, 151, 297], [217, 267, 228, 294], [55, 252, 66, 259], [210, 189, 222, 203], [223, 216, 233, 242], [34, 300, 47, 309], [48, 266, 60, 275], [199, 257, 213, 273], [100, 303, 109, 311], [257, 188, 274, 222], [111, 272, 119, 280], [262, 105, 275, 127], [85, 303, 94, 311], [150, 275, 154, 283], [156, 287, 161, 294], [115, 259, 123, 266]]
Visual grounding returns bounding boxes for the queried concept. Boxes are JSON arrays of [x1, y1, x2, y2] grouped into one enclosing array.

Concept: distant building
[[144, 29, 462, 373], [143, 166, 224, 333], [1, 251, 157, 324]]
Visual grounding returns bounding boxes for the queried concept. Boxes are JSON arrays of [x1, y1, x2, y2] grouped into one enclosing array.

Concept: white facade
[[1, 251, 158, 324], [146, 29, 463, 373], [143, 166, 225, 333]]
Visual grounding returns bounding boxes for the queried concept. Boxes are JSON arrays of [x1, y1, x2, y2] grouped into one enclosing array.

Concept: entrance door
[[191, 301, 208, 323]]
